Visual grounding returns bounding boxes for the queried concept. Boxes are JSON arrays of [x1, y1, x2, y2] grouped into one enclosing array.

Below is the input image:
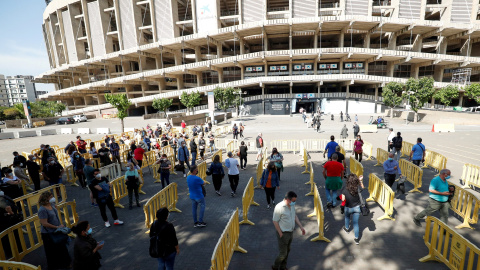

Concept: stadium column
[[363, 32, 371, 48], [80, 0, 94, 58], [412, 34, 423, 52], [460, 39, 472, 57], [374, 85, 378, 113], [196, 72, 203, 87], [156, 78, 166, 93], [458, 92, 464, 106], [386, 62, 394, 77], [345, 85, 350, 115], [195, 47, 202, 62], [410, 64, 419, 79], [433, 66, 444, 82], [261, 84, 265, 115]]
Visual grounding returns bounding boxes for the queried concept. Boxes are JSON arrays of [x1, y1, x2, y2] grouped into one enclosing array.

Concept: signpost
[[23, 100, 32, 128]]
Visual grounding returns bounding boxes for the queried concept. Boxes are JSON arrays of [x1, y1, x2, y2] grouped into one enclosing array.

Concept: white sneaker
[[105, 221, 111, 228], [114, 220, 124, 225], [183, 174, 186, 178]]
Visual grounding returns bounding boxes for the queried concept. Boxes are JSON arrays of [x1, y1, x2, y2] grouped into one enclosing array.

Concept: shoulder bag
[[357, 186, 370, 216]]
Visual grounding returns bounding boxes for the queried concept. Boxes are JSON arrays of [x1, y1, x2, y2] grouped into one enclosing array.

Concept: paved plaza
[[3, 114, 480, 270]]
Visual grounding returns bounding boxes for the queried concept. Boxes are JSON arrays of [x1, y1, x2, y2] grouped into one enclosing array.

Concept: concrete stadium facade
[[36, 0, 480, 115]]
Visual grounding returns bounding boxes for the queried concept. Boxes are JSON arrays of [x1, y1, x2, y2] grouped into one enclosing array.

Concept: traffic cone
[[431, 125, 435, 132]]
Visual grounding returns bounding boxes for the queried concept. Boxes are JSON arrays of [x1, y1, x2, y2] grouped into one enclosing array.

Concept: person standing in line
[[238, 141, 248, 170], [353, 122, 360, 138], [410, 137, 426, 166], [353, 135, 364, 162], [124, 163, 141, 210], [302, 110, 307, 123], [89, 142, 99, 158], [98, 143, 112, 166], [71, 221, 103, 270], [232, 124, 239, 140], [391, 132, 403, 161], [413, 169, 452, 227], [269, 148, 284, 181], [208, 155, 225, 196], [83, 159, 98, 207], [76, 136, 88, 154], [272, 191, 306, 270], [387, 128, 395, 152], [90, 169, 124, 227], [42, 157, 64, 198], [13, 161, 30, 188], [198, 135, 206, 161], [260, 162, 280, 209], [225, 152, 240, 197], [323, 135, 339, 161], [109, 138, 123, 171], [340, 111, 344, 122], [181, 120, 186, 132], [177, 141, 190, 178], [383, 152, 402, 188], [208, 132, 216, 153], [72, 153, 87, 188], [323, 153, 344, 208], [340, 124, 348, 140], [340, 174, 365, 245], [155, 154, 172, 189], [316, 116, 321, 133], [255, 133, 264, 161], [187, 165, 206, 228], [190, 138, 197, 166], [239, 123, 245, 138], [149, 208, 180, 270], [38, 191, 72, 270], [134, 144, 145, 168], [355, 114, 358, 122], [26, 155, 41, 191]]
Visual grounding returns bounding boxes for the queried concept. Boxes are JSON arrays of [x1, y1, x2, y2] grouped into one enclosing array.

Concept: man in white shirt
[[387, 128, 395, 152], [225, 152, 240, 197], [272, 191, 305, 270]]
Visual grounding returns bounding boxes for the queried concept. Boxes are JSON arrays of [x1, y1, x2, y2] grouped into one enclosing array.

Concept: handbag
[[397, 176, 406, 194], [49, 228, 70, 244], [357, 186, 370, 216]]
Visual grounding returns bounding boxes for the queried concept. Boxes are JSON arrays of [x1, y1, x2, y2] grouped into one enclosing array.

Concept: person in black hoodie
[[190, 139, 198, 167], [150, 208, 179, 270], [71, 220, 103, 270]]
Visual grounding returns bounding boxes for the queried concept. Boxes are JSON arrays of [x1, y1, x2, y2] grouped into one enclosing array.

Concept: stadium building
[[36, 0, 480, 115]]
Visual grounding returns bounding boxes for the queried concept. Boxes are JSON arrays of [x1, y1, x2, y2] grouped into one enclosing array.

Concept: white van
[[73, 114, 88, 122]]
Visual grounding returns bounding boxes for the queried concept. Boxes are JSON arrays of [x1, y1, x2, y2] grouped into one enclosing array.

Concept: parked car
[[465, 106, 480, 113], [73, 114, 88, 122], [56, 117, 75, 125]]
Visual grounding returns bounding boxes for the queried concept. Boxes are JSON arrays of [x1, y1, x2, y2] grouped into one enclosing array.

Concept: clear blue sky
[[0, 1, 53, 91]]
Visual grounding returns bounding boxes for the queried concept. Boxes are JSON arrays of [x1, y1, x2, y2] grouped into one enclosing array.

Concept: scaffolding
[[451, 68, 472, 86]]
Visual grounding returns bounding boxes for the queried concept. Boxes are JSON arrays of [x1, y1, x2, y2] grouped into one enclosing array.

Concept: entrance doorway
[[296, 102, 315, 113]]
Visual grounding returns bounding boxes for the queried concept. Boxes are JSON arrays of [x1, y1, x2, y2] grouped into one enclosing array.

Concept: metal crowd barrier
[[366, 173, 395, 221], [349, 157, 364, 177], [362, 142, 374, 161], [307, 183, 331, 243], [64, 165, 79, 187], [301, 149, 310, 174], [13, 184, 67, 220], [100, 163, 121, 181], [374, 148, 389, 166], [0, 261, 41, 270], [305, 162, 315, 196], [461, 163, 480, 190], [211, 149, 223, 163], [398, 159, 423, 193], [401, 141, 413, 158], [422, 150, 447, 175], [143, 183, 181, 233], [239, 177, 259, 225], [448, 181, 480, 230]]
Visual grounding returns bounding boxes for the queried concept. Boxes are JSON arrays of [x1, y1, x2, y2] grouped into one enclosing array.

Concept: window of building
[[368, 61, 387, 76], [394, 64, 411, 78], [318, 63, 339, 74], [343, 62, 365, 74], [419, 65, 435, 77]]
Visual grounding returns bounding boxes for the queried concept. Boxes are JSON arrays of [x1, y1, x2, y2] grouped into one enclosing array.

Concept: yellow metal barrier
[[349, 157, 364, 178], [374, 148, 389, 166], [197, 161, 210, 185], [144, 151, 157, 166], [211, 149, 223, 163], [362, 141, 374, 161], [0, 261, 41, 270], [422, 150, 447, 175], [167, 155, 177, 175], [254, 157, 264, 189], [448, 181, 480, 230], [226, 141, 234, 153], [64, 165, 79, 187], [398, 159, 423, 193], [401, 141, 413, 158], [32, 121, 46, 128], [305, 162, 315, 196], [339, 145, 346, 156], [14, 184, 67, 220], [461, 163, 480, 190], [307, 183, 331, 242], [143, 183, 181, 233], [366, 173, 395, 221], [92, 158, 101, 169], [56, 200, 80, 228], [110, 176, 128, 208], [301, 149, 310, 174], [239, 177, 259, 225], [152, 164, 162, 183], [138, 171, 146, 195], [419, 216, 480, 269], [210, 208, 247, 270]]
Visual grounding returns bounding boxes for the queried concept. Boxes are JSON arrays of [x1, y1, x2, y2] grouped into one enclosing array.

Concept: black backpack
[[394, 137, 403, 149], [149, 221, 168, 258]]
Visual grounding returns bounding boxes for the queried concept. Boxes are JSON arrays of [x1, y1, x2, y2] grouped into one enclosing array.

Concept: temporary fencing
[[307, 183, 331, 242], [0, 261, 41, 270], [168, 155, 177, 174], [226, 141, 234, 153], [461, 163, 480, 190], [92, 158, 101, 169], [419, 216, 480, 269], [211, 149, 223, 163], [301, 149, 310, 174], [152, 164, 162, 183], [144, 151, 157, 167], [401, 141, 413, 157], [64, 165, 79, 187], [270, 140, 299, 154], [422, 150, 447, 174], [349, 157, 364, 177], [339, 145, 346, 156], [398, 159, 423, 193], [338, 139, 356, 152], [448, 181, 480, 230], [366, 173, 395, 221], [137, 171, 146, 195], [305, 162, 315, 196], [210, 208, 247, 270], [239, 177, 259, 225], [143, 183, 181, 232], [100, 163, 122, 181], [374, 148, 389, 166], [14, 184, 67, 220], [362, 141, 374, 160], [111, 176, 128, 208], [197, 161, 210, 185], [254, 157, 264, 189]]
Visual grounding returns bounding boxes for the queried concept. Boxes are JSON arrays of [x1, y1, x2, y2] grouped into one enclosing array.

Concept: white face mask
[[95, 174, 101, 179], [32, 157, 36, 160], [49, 197, 56, 204], [0, 191, 4, 196], [50, 161, 55, 164]]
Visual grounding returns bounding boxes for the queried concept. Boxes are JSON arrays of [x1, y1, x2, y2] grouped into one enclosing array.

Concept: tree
[[434, 85, 459, 107], [152, 98, 173, 120], [465, 83, 480, 104], [53, 102, 66, 115], [214, 87, 238, 122], [3, 108, 22, 119], [382, 82, 404, 118], [403, 77, 435, 122], [104, 93, 131, 132], [180, 91, 201, 115]]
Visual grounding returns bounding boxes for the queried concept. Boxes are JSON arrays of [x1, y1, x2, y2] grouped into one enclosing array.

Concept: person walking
[[323, 153, 344, 208], [256, 133, 264, 161], [316, 116, 321, 133], [334, 146, 347, 173], [413, 169, 452, 227], [353, 122, 360, 138], [198, 135, 206, 161], [149, 208, 180, 270], [353, 135, 364, 162], [208, 155, 225, 196], [269, 148, 284, 181], [340, 111, 344, 122], [109, 138, 123, 170], [302, 110, 307, 123], [71, 221, 103, 270], [72, 153, 87, 188], [187, 165, 206, 228], [177, 141, 190, 178], [124, 163, 141, 210], [355, 114, 358, 122], [225, 152, 240, 197], [387, 128, 395, 152], [208, 132, 216, 153], [190, 138, 197, 166], [260, 162, 280, 209], [76, 136, 88, 154], [239, 123, 245, 138], [232, 124, 239, 140], [272, 191, 306, 270], [38, 191, 72, 270], [340, 174, 365, 245], [238, 141, 248, 170], [383, 152, 402, 189], [181, 120, 186, 132], [156, 154, 172, 189], [90, 169, 124, 227], [410, 137, 426, 166], [392, 132, 403, 161], [26, 155, 41, 191], [324, 136, 338, 160], [340, 124, 348, 140]]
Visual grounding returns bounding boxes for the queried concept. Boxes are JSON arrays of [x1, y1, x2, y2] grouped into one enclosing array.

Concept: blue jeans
[[191, 198, 205, 223], [160, 172, 170, 189], [157, 251, 176, 270], [345, 206, 361, 238], [325, 188, 337, 206], [191, 152, 197, 166]]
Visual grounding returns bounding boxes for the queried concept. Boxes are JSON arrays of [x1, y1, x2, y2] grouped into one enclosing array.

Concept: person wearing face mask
[[383, 152, 402, 189], [177, 141, 190, 178], [90, 169, 124, 227], [155, 154, 172, 189], [71, 221, 103, 270], [76, 136, 88, 154], [124, 162, 141, 210], [26, 155, 41, 191], [413, 169, 452, 227], [83, 159, 98, 207], [12, 151, 27, 169], [38, 191, 72, 270], [1, 168, 24, 199], [13, 161, 31, 190], [42, 157, 64, 186], [272, 191, 305, 270], [98, 143, 112, 166], [353, 135, 364, 162], [73, 153, 87, 188], [109, 138, 123, 171]]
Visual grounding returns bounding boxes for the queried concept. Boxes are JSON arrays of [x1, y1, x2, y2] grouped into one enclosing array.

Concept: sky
[[0, 1, 53, 92]]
